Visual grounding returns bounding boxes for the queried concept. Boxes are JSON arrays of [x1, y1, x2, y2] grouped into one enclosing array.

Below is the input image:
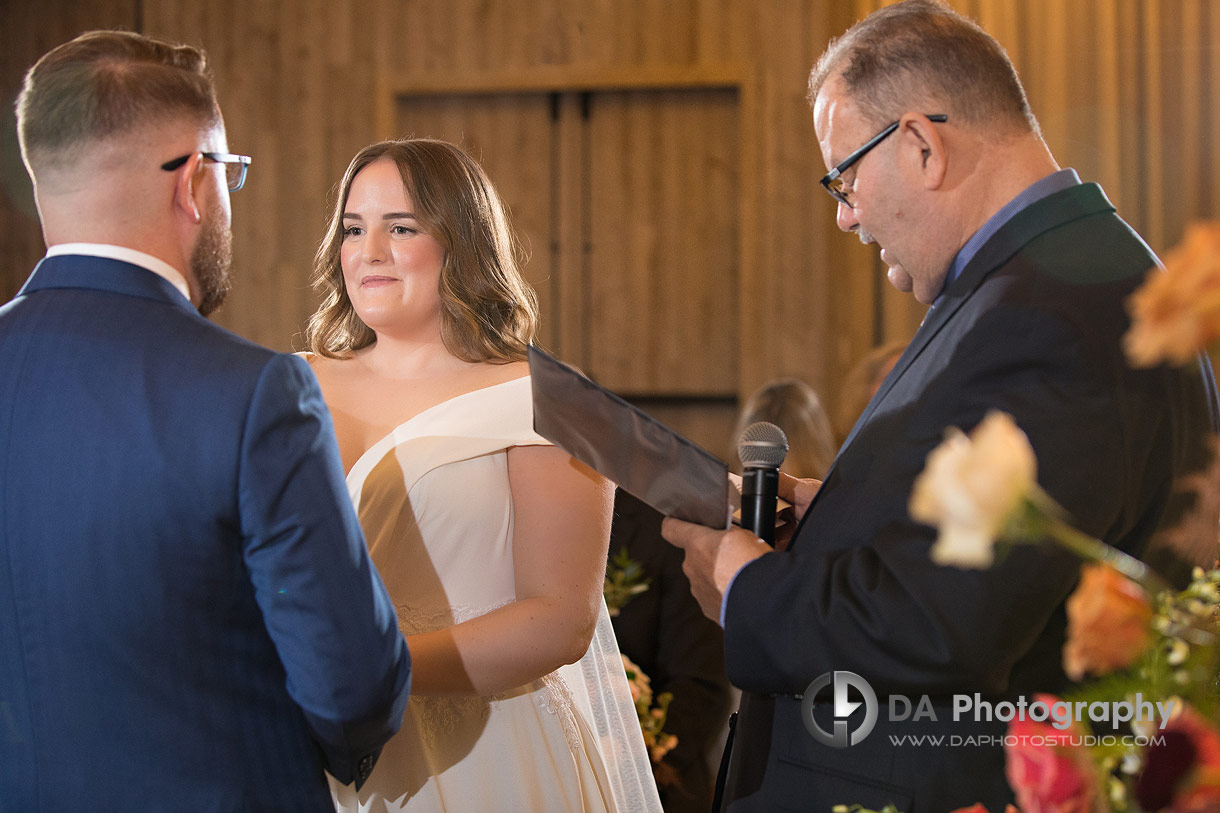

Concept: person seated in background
[[733, 376, 838, 479], [608, 489, 733, 813], [609, 376, 839, 810]]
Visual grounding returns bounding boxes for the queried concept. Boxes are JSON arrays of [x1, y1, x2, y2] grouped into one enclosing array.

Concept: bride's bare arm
[[403, 445, 613, 696]]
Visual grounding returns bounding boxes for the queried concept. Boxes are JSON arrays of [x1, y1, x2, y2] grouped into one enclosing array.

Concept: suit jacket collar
[[19, 254, 200, 316], [796, 183, 1117, 535]]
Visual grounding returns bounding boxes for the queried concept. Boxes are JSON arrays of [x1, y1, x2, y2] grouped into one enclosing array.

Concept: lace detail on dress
[[393, 599, 583, 752], [533, 671, 582, 753], [396, 600, 514, 744], [395, 598, 513, 636]]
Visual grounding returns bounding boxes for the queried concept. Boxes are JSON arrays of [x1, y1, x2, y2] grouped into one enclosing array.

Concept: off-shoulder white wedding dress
[[329, 376, 661, 813]]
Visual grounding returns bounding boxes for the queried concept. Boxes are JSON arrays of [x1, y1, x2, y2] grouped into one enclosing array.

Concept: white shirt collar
[[45, 243, 193, 304]]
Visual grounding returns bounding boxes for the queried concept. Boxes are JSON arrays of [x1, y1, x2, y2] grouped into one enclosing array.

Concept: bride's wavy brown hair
[[306, 138, 538, 362]]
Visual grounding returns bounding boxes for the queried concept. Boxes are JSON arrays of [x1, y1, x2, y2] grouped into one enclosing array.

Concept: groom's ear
[[169, 152, 207, 226]]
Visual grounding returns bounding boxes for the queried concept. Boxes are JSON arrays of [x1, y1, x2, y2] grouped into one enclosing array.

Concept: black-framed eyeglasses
[[160, 152, 252, 191], [820, 114, 947, 208]]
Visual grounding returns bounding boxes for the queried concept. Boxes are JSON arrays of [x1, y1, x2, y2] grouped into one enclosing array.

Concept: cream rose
[[910, 411, 1037, 568]]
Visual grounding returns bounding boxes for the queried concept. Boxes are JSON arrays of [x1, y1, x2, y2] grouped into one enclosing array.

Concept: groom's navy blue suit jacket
[[0, 255, 411, 811]]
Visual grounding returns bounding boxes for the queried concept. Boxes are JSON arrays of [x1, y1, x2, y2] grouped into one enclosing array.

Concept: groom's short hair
[[17, 30, 221, 174]]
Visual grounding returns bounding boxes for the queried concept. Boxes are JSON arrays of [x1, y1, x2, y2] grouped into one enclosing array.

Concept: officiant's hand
[[774, 473, 822, 550], [779, 472, 820, 520], [662, 518, 772, 624]]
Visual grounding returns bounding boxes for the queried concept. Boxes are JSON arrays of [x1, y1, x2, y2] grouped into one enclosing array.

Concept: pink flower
[[1005, 694, 1104, 813]]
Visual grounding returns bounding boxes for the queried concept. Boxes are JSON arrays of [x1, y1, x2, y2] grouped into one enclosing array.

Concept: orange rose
[[1062, 564, 1152, 681], [1125, 221, 1220, 368]]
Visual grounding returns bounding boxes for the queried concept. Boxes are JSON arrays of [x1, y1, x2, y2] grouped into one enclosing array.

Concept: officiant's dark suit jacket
[[0, 255, 411, 811], [720, 183, 1219, 811]]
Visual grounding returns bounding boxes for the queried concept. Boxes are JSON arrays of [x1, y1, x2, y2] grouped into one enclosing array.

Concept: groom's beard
[[191, 199, 233, 318]]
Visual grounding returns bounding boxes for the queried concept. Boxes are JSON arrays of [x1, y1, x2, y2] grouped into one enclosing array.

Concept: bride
[[304, 138, 661, 812]]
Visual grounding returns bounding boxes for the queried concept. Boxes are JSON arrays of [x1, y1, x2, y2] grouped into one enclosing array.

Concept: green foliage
[[604, 547, 650, 616], [1064, 568, 1220, 812]]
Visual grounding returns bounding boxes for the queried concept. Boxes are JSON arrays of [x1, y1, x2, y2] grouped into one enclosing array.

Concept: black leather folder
[[529, 345, 731, 530]]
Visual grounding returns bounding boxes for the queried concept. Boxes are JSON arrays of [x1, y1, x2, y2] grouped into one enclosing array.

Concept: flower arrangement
[[901, 221, 1220, 813], [913, 412, 1220, 812], [620, 653, 678, 768], [604, 550, 681, 786], [834, 223, 1220, 813]]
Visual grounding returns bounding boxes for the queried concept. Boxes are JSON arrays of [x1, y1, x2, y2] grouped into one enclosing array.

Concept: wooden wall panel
[[587, 87, 738, 395], [744, 2, 841, 399], [3, 0, 1218, 458], [0, 0, 139, 303], [957, 0, 1219, 253], [1211, 4, 1220, 217], [394, 92, 560, 351]]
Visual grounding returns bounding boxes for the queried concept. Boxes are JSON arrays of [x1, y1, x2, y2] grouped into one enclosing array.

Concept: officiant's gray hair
[[808, 0, 1038, 135], [308, 138, 538, 363]]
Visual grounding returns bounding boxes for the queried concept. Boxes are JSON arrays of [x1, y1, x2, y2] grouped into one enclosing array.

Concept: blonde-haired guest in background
[[305, 138, 660, 812], [733, 377, 838, 480]]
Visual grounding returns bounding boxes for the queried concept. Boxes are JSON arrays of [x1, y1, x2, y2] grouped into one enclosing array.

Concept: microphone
[[737, 421, 788, 546]]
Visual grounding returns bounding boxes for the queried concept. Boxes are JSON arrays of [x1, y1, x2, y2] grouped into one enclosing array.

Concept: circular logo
[[801, 670, 879, 747]]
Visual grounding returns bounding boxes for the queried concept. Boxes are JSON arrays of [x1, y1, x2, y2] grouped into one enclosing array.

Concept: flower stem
[[1045, 517, 1172, 596]]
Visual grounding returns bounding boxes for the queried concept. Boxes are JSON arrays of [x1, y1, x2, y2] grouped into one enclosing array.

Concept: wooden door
[[395, 83, 741, 460]]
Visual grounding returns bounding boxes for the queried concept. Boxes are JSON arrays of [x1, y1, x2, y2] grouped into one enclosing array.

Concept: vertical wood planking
[[394, 91, 558, 353], [1141, 0, 1167, 249], [2, 0, 1218, 439], [0, 0, 140, 302], [1210, 2, 1220, 218], [555, 92, 586, 362], [1176, 0, 1205, 236], [586, 87, 738, 395]]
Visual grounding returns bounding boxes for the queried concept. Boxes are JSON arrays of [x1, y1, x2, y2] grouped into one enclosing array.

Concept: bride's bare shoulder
[[485, 359, 530, 384], [294, 350, 359, 387], [458, 359, 530, 391]]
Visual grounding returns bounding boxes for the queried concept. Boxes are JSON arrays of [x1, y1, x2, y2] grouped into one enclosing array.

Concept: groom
[[0, 31, 409, 810]]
